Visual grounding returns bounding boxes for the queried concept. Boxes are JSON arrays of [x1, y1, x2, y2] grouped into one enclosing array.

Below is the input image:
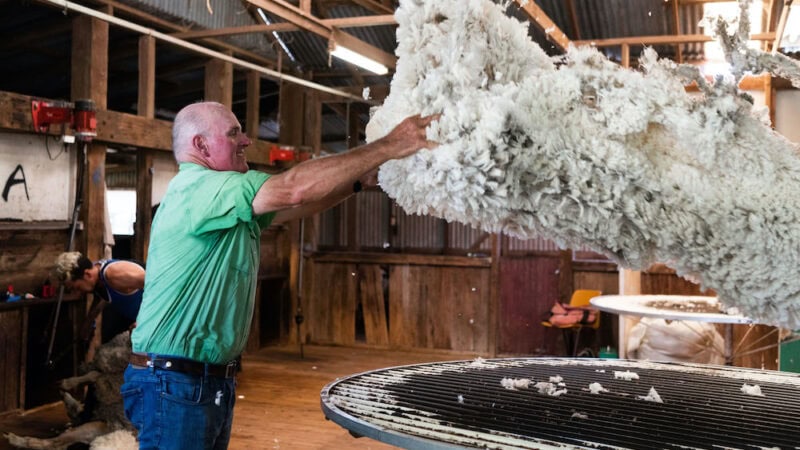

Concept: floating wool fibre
[[367, 0, 800, 328]]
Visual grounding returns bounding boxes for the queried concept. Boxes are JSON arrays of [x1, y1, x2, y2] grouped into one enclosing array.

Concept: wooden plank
[[388, 265, 424, 348], [486, 234, 501, 356], [246, 71, 260, 139], [515, 0, 571, 52], [440, 267, 490, 353], [333, 263, 357, 345], [0, 89, 274, 163], [358, 265, 389, 346], [0, 310, 22, 413], [134, 150, 153, 262], [425, 267, 453, 350], [71, 14, 108, 262], [312, 252, 491, 267], [498, 256, 561, 355], [138, 35, 156, 119], [171, 15, 397, 39], [575, 32, 775, 47], [205, 56, 233, 108]]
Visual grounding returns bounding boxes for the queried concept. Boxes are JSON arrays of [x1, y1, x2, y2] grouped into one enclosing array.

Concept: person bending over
[[55, 251, 145, 341]]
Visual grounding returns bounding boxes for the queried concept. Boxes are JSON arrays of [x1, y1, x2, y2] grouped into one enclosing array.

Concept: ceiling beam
[[564, 0, 581, 40], [246, 0, 396, 69], [514, 0, 571, 52], [575, 31, 776, 47], [349, 0, 393, 14], [172, 15, 397, 40], [772, 0, 795, 53], [671, 0, 684, 63], [80, 0, 280, 70]]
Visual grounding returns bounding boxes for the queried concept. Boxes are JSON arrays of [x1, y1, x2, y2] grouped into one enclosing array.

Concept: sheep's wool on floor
[[367, 0, 800, 329]]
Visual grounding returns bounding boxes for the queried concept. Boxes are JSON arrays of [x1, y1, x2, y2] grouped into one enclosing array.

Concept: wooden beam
[[86, 0, 280, 70], [515, 0, 571, 52], [621, 43, 630, 68], [575, 31, 776, 47], [772, 0, 795, 53], [134, 151, 153, 263], [0, 89, 275, 163], [349, 0, 393, 14], [71, 14, 108, 264], [246, 0, 396, 69], [137, 35, 156, 119], [671, 0, 684, 63], [205, 53, 234, 108], [565, 0, 581, 40], [246, 71, 261, 139], [135, 35, 156, 263], [765, 74, 776, 127], [171, 15, 397, 41]]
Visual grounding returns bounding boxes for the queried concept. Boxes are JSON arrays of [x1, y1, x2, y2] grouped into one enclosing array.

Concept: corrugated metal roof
[[116, 0, 279, 60]]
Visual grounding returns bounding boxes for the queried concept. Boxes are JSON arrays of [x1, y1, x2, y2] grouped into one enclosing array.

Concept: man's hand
[[379, 114, 441, 159]]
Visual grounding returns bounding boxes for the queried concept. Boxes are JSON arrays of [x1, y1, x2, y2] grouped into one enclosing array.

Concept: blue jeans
[[122, 363, 236, 450]]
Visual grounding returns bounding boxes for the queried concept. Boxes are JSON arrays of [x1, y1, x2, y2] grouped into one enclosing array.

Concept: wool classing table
[[321, 358, 800, 449]]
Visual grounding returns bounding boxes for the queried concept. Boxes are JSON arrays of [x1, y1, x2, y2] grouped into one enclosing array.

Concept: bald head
[[172, 102, 229, 162], [171, 101, 252, 173]]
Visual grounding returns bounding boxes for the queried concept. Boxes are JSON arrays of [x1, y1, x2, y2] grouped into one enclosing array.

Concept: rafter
[[772, 0, 795, 53], [575, 31, 776, 47], [349, 0, 393, 14], [514, 0, 571, 52], [246, 0, 396, 69], [172, 15, 396, 40], [671, 0, 684, 63]]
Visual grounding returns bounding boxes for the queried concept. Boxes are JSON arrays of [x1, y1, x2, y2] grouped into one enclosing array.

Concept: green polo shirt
[[131, 163, 274, 364]]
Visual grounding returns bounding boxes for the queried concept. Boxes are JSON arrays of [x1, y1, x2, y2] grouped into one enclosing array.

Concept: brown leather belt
[[130, 353, 238, 378]]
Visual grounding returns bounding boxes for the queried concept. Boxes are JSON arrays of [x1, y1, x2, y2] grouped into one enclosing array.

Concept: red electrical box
[[31, 99, 97, 141], [269, 144, 311, 165]]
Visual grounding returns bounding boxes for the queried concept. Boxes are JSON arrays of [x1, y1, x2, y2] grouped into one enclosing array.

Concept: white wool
[[626, 318, 726, 365], [637, 387, 664, 403], [588, 382, 608, 394], [740, 383, 765, 396], [369, 0, 800, 329], [533, 381, 568, 396], [614, 370, 640, 381], [548, 375, 563, 383], [90, 430, 138, 450], [501, 377, 531, 390]]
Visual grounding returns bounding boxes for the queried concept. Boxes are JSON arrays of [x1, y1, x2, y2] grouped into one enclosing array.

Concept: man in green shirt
[[123, 101, 438, 449]]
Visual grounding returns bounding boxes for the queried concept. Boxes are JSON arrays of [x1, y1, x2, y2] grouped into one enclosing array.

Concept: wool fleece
[[367, 0, 800, 328]]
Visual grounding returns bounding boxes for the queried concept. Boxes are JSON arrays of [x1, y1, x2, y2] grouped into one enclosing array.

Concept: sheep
[[4, 331, 137, 450]]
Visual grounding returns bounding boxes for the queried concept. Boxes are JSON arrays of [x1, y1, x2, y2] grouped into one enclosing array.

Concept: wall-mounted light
[[329, 41, 389, 75]]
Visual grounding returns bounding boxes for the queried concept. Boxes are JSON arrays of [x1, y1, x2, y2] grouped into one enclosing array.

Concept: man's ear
[[192, 135, 209, 156]]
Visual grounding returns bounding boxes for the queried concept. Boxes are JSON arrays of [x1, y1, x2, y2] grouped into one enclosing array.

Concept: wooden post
[[487, 234, 501, 356], [72, 14, 108, 362], [557, 249, 574, 304], [205, 53, 233, 108], [246, 70, 261, 139], [135, 35, 156, 263], [71, 14, 108, 261]]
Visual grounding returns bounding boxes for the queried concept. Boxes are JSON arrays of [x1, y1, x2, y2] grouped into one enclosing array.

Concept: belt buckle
[[224, 361, 237, 378]]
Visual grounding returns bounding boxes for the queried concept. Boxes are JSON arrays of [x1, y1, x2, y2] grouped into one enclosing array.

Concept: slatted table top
[[321, 358, 800, 449]]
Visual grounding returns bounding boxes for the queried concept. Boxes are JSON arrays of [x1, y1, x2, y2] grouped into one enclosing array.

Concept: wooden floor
[[0, 344, 476, 450]]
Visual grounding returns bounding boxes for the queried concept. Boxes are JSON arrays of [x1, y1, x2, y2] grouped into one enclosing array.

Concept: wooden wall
[[0, 229, 69, 295], [301, 254, 492, 353]]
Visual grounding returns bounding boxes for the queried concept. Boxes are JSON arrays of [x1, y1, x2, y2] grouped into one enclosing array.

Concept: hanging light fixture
[[328, 29, 392, 75], [329, 41, 389, 75]]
